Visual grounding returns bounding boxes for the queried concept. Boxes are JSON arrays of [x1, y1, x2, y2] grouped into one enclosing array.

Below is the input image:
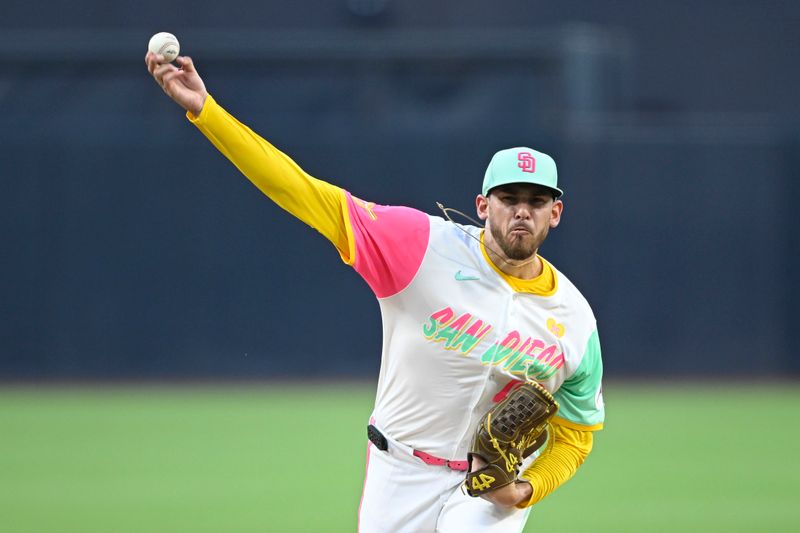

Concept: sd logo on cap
[[482, 147, 563, 198]]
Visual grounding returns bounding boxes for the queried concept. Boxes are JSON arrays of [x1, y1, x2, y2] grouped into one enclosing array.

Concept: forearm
[[516, 422, 594, 508], [187, 94, 350, 253]]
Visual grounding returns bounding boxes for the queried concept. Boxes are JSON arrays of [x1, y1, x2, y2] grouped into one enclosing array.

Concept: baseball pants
[[358, 429, 532, 532]]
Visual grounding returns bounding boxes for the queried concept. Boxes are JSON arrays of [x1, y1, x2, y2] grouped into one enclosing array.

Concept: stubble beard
[[489, 223, 546, 261]]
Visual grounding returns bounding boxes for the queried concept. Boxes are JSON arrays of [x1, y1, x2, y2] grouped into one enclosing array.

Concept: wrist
[[515, 480, 533, 506], [189, 92, 208, 118]]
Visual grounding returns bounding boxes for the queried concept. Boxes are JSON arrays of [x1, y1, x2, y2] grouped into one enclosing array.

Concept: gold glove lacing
[[485, 412, 520, 473]]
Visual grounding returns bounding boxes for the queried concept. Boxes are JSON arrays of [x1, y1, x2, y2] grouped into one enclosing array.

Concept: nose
[[514, 205, 531, 220]]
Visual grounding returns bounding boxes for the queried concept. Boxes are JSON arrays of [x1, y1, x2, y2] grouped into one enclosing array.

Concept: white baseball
[[148, 32, 180, 63]]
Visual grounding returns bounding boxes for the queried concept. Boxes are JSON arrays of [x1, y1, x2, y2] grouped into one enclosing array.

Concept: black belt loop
[[367, 424, 389, 451]]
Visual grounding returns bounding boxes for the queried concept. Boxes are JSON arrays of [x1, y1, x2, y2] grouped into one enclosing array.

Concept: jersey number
[[471, 473, 496, 492]]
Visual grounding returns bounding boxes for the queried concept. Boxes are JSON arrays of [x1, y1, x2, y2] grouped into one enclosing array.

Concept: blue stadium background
[[2, 0, 798, 379]]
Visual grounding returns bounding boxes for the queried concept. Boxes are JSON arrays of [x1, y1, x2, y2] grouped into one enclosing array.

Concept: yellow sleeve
[[186, 94, 352, 261], [516, 420, 594, 508]]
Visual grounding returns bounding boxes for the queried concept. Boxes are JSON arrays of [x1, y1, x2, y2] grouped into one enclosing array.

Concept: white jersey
[[343, 195, 604, 460], [187, 98, 604, 531]]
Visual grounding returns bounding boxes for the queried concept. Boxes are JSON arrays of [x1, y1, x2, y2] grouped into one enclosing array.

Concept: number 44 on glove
[[465, 381, 559, 497]]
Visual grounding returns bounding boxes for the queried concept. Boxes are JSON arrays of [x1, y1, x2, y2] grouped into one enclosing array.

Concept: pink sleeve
[[344, 192, 430, 298]]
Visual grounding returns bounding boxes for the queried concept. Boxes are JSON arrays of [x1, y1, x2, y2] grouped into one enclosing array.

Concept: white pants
[[358, 435, 532, 532]]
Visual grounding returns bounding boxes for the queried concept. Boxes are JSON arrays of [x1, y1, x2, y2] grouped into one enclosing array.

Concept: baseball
[[148, 32, 180, 63]]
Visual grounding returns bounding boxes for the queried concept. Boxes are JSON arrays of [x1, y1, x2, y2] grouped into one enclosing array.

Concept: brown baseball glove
[[465, 381, 559, 497]]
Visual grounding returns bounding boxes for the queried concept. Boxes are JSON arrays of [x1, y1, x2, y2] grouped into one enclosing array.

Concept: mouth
[[509, 225, 532, 236]]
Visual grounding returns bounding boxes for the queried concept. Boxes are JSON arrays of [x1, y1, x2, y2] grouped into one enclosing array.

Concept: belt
[[367, 424, 469, 472]]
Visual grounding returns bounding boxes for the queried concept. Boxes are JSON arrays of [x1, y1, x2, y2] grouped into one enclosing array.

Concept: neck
[[482, 238, 542, 279]]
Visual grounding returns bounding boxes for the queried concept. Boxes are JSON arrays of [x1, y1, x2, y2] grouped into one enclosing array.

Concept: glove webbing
[[486, 412, 519, 473]]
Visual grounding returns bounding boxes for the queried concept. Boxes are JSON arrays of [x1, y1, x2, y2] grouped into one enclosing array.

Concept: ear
[[549, 199, 564, 228], [476, 194, 489, 221]]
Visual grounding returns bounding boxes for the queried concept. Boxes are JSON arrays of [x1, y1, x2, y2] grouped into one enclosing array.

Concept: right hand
[[469, 455, 533, 508], [145, 52, 208, 117]]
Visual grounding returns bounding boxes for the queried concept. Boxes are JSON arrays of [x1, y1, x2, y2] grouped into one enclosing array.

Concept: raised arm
[[145, 52, 207, 116], [144, 52, 350, 257]]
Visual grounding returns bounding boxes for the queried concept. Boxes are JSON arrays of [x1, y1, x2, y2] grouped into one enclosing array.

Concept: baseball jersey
[[345, 198, 603, 459], [188, 94, 604, 501]]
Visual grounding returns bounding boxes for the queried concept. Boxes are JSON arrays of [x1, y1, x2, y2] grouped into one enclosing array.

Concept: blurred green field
[[1, 383, 798, 532]]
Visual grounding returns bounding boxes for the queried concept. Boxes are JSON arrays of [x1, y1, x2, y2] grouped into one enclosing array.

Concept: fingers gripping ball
[[148, 32, 180, 63], [465, 382, 559, 497]]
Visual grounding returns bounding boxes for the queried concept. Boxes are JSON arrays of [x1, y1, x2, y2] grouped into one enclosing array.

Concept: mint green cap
[[482, 147, 562, 197]]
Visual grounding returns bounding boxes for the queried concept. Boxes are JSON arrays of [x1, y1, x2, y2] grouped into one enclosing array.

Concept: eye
[[530, 197, 549, 207]]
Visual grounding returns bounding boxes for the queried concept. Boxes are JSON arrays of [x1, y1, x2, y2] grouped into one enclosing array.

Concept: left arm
[[483, 328, 604, 507], [515, 421, 594, 507], [475, 420, 594, 507]]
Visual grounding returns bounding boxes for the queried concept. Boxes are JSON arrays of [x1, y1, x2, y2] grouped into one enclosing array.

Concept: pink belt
[[412, 449, 469, 471], [368, 423, 469, 472]]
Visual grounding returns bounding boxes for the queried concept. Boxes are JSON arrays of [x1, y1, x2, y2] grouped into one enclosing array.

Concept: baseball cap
[[482, 147, 563, 198]]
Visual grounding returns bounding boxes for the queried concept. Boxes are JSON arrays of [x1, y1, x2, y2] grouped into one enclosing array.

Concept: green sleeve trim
[[553, 329, 604, 427]]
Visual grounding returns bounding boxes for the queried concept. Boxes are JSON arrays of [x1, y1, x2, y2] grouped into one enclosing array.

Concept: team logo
[[422, 306, 567, 380], [517, 152, 536, 173], [546, 318, 565, 338]]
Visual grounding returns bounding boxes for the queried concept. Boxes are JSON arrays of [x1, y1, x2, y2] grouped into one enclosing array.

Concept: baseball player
[[146, 52, 604, 532]]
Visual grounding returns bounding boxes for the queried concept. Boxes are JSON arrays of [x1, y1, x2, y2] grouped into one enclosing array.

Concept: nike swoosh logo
[[455, 270, 480, 281]]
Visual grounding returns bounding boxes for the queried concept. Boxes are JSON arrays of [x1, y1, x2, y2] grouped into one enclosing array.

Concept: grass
[[1, 382, 798, 532]]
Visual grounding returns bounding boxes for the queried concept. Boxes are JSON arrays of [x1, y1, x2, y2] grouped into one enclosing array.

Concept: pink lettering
[[447, 313, 472, 333], [536, 345, 557, 363], [517, 152, 536, 173], [463, 319, 491, 340], [547, 352, 565, 369], [430, 307, 455, 324], [500, 331, 521, 349], [524, 338, 546, 355]]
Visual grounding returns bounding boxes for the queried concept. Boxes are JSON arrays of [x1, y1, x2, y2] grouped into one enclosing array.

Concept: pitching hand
[[145, 52, 208, 117], [470, 455, 532, 507]]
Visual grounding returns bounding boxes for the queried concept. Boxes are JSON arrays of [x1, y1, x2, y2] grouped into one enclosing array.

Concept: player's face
[[476, 184, 563, 261]]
